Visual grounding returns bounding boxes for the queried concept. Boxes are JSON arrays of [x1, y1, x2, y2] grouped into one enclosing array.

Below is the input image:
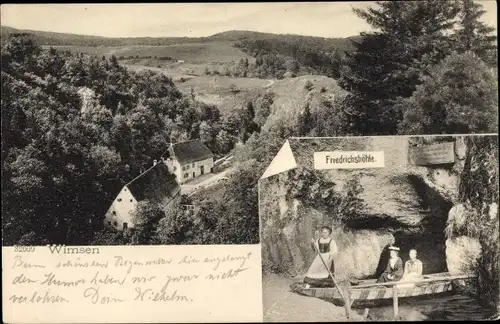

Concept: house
[[162, 140, 214, 184], [104, 160, 181, 230]]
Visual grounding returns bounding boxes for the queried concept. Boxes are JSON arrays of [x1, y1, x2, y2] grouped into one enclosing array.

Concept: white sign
[[314, 151, 385, 170]]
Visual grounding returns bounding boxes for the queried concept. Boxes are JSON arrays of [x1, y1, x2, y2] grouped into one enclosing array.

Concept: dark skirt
[[377, 272, 396, 283]]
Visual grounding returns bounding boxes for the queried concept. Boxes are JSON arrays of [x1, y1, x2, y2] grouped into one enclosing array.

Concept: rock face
[[77, 87, 96, 114], [445, 236, 482, 274], [260, 135, 499, 312], [260, 172, 394, 279], [445, 136, 499, 312]]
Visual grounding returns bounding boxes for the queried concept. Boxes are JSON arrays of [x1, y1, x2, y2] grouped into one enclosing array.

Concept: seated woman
[[397, 249, 423, 288], [376, 246, 404, 284], [304, 226, 338, 288]]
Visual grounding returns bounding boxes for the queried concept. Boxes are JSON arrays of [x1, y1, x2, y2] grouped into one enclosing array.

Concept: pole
[[393, 287, 399, 320], [311, 242, 351, 318]]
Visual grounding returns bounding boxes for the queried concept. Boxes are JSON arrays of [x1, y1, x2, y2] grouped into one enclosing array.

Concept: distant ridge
[[1, 25, 357, 49]]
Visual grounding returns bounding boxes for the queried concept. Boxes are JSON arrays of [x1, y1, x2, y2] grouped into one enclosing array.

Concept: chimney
[[153, 159, 158, 166]]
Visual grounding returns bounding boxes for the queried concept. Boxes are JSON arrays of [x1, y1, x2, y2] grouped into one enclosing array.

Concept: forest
[[1, 36, 258, 245], [1, 0, 498, 247], [233, 38, 346, 78]]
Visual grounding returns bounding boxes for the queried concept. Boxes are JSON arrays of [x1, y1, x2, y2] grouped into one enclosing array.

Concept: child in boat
[[397, 249, 424, 288], [376, 246, 404, 283], [303, 226, 338, 287]]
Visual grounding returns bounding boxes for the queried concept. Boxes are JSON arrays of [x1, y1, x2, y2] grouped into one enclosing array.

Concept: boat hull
[[290, 279, 464, 308]]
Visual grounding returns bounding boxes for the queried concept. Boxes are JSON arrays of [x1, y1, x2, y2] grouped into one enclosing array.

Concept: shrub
[[304, 80, 314, 91]]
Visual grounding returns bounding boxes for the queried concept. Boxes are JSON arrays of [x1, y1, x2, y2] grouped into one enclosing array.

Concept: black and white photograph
[[259, 135, 499, 321], [1, 1, 498, 322]]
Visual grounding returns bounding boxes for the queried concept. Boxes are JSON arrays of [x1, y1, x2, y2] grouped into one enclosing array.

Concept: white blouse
[[389, 257, 398, 269]]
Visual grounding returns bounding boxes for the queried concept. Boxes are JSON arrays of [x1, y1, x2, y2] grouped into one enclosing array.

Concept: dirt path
[[263, 274, 364, 322], [263, 79, 275, 88], [181, 167, 233, 195]]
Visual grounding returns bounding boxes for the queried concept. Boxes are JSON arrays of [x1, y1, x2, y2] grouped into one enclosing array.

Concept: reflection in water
[[366, 293, 496, 321]]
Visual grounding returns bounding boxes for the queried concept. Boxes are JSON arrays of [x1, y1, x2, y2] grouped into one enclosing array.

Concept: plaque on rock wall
[[410, 142, 455, 166]]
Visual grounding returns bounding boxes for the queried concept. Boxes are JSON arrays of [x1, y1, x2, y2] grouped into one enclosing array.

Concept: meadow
[[46, 41, 253, 63]]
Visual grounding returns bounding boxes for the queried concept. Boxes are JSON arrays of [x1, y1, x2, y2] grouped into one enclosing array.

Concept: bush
[[304, 80, 314, 91], [229, 84, 240, 93]]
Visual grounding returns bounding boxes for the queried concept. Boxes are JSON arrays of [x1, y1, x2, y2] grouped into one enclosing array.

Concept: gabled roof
[[125, 161, 180, 204], [162, 139, 213, 165]]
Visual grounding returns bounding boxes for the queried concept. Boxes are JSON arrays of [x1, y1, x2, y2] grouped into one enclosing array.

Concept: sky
[[1, 2, 498, 39]]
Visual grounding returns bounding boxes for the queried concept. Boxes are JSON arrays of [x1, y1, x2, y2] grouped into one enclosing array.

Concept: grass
[[260, 75, 346, 132], [46, 41, 253, 63]]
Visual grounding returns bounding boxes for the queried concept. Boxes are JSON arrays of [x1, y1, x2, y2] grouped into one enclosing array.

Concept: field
[[46, 41, 253, 63], [41, 28, 346, 125]]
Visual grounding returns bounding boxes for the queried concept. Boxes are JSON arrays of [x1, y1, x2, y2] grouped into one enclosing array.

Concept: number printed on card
[[13, 245, 36, 253]]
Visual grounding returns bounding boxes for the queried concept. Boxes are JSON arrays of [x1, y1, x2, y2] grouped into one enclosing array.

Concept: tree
[[454, 0, 497, 65], [304, 80, 314, 91], [297, 102, 312, 136], [254, 92, 274, 128], [132, 201, 165, 244], [398, 51, 498, 134], [215, 129, 235, 155], [339, 1, 460, 135], [199, 121, 214, 146], [155, 205, 195, 244]]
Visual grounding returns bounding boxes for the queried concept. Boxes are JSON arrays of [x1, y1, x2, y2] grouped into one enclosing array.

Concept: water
[[365, 293, 497, 321]]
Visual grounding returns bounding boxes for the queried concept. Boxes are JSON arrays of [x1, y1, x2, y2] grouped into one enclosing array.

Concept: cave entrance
[[389, 174, 453, 276], [345, 173, 454, 279]]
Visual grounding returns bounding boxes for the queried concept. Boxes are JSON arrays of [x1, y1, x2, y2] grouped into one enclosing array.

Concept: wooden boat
[[290, 272, 476, 308]]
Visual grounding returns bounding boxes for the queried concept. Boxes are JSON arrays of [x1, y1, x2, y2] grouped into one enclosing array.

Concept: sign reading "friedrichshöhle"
[[314, 151, 385, 169], [410, 142, 455, 166]]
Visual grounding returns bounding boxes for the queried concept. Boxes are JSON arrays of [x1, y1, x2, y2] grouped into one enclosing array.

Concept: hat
[[389, 246, 400, 251]]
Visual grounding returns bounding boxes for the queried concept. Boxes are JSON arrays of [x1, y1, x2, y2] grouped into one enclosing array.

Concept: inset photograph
[[259, 135, 499, 322]]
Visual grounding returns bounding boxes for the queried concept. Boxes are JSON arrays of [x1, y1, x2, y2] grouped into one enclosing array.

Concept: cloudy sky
[[1, 2, 497, 38]]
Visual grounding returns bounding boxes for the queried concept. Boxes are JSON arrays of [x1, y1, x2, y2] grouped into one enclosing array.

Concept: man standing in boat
[[376, 245, 404, 283], [304, 226, 338, 287]]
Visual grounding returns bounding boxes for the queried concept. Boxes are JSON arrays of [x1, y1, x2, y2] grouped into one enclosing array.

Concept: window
[[184, 173, 189, 178], [123, 222, 128, 230], [117, 198, 122, 202], [108, 221, 111, 225], [112, 211, 116, 215], [192, 163, 195, 167], [173, 166, 177, 171], [130, 199, 133, 202], [113, 221, 118, 227]]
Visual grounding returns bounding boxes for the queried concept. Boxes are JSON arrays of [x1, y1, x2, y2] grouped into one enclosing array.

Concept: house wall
[[165, 158, 182, 183], [178, 157, 214, 184], [104, 186, 138, 230]]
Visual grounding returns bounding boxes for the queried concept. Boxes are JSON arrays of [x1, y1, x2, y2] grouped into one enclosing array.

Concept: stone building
[[162, 140, 214, 184], [104, 160, 181, 230]]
